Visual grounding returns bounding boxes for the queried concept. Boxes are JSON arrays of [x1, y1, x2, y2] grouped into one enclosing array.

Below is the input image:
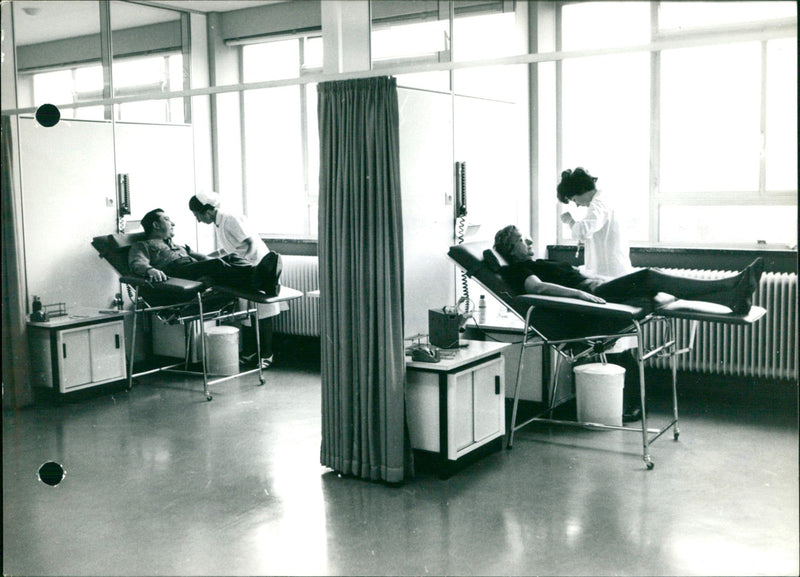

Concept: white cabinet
[[406, 341, 509, 477], [29, 309, 127, 393]]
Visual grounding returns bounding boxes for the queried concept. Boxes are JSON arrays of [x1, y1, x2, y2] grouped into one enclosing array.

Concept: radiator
[[274, 255, 320, 337], [643, 269, 797, 381]]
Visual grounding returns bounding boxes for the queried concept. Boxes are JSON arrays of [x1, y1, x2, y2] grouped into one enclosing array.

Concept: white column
[[321, 0, 371, 74]]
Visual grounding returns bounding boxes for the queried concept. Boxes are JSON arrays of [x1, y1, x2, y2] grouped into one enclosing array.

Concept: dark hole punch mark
[[38, 461, 65, 486], [35, 103, 61, 127]]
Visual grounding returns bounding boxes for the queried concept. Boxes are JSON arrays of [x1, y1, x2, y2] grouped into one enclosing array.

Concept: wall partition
[[8, 0, 198, 316]]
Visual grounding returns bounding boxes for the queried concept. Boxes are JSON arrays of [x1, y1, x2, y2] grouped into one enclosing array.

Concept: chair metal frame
[[508, 303, 682, 470], [448, 241, 766, 469], [92, 232, 303, 401], [123, 278, 268, 401]]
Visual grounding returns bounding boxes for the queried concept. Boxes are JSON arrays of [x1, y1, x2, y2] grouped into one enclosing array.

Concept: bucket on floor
[[574, 363, 625, 427], [205, 326, 239, 375]]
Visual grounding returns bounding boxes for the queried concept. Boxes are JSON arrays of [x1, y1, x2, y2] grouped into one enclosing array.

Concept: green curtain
[[318, 76, 407, 482]]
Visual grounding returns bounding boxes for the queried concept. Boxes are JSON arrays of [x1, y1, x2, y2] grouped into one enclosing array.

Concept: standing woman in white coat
[[558, 167, 632, 279], [557, 168, 641, 421], [190, 192, 281, 369]]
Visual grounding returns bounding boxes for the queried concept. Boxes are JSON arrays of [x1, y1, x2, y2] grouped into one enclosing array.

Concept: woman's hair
[[189, 195, 215, 214], [494, 225, 520, 261], [141, 208, 164, 235], [556, 167, 598, 203]]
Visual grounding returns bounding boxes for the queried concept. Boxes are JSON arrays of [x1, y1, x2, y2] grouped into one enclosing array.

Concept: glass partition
[[110, 0, 187, 124], [13, 0, 104, 119]]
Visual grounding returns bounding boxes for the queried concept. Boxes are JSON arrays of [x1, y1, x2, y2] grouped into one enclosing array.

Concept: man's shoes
[[622, 405, 642, 423], [256, 252, 283, 297]]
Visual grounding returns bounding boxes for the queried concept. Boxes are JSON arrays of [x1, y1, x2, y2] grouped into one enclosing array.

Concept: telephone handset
[[455, 161, 467, 217]]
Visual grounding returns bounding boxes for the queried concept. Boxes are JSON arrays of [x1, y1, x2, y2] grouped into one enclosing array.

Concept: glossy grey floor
[[3, 356, 798, 577]]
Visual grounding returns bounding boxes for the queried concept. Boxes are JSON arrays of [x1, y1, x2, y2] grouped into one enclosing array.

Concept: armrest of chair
[[119, 275, 206, 296], [512, 294, 646, 321]]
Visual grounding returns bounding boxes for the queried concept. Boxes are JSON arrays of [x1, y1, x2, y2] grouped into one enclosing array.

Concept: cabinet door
[[472, 359, 504, 443], [453, 371, 474, 451], [90, 322, 126, 382], [58, 329, 92, 390]]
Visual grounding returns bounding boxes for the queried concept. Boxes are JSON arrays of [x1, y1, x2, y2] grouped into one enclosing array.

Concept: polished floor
[[3, 343, 798, 577]]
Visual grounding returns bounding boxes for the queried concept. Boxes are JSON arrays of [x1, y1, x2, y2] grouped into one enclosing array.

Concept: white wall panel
[[19, 118, 118, 311]]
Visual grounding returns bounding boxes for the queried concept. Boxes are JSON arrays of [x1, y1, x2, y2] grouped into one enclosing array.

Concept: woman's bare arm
[[523, 275, 606, 304]]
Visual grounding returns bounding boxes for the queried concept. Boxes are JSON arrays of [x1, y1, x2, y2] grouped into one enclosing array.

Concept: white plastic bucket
[[574, 363, 625, 427], [205, 326, 240, 375]]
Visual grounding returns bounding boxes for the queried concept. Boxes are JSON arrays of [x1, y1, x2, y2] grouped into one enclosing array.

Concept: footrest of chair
[[120, 275, 206, 295]]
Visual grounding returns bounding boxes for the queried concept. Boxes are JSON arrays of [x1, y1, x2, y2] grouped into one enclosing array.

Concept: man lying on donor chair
[[128, 208, 282, 297]]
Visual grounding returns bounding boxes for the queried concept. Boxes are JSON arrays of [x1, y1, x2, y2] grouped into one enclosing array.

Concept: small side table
[[28, 307, 128, 394], [406, 340, 510, 478]]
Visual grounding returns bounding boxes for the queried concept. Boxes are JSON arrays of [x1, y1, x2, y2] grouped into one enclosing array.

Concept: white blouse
[[215, 210, 280, 318], [568, 190, 632, 279]]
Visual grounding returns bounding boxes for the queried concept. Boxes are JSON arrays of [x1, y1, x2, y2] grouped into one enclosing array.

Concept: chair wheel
[[206, 394, 213, 401], [674, 431, 680, 440], [646, 460, 655, 470], [258, 377, 265, 385]]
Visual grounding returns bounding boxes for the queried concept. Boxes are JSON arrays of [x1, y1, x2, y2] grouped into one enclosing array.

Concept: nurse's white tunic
[[567, 190, 632, 279]]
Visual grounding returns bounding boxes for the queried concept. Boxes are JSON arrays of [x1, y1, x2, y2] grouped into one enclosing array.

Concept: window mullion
[[759, 40, 767, 197], [299, 40, 311, 236], [239, 47, 248, 215], [650, 2, 660, 245]]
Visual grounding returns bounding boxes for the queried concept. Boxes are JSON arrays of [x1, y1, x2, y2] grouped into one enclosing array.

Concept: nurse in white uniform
[[190, 191, 280, 368], [557, 167, 632, 279], [557, 168, 641, 422]]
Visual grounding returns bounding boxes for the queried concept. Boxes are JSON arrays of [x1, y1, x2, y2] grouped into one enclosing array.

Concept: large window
[[559, 1, 797, 247], [22, 52, 185, 124], [241, 37, 321, 237]]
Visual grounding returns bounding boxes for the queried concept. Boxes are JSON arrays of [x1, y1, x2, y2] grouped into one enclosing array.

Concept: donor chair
[[92, 232, 302, 400]]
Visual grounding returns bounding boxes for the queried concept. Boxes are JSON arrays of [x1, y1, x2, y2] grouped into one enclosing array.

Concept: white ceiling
[[11, 0, 283, 46], [143, 1, 281, 13]]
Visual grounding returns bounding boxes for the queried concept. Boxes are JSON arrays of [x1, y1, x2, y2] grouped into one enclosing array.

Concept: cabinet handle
[[495, 375, 500, 395], [62, 343, 67, 358], [115, 334, 120, 349]]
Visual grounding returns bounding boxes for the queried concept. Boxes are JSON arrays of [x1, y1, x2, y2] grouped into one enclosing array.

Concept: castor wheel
[[674, 431, 680, 440], [206, 394, 213, 401], [258, 377, 265, 385], [646, 460, 655, 470]]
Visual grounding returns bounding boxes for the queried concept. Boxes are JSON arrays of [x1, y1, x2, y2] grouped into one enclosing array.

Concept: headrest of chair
[[92, 232, 148, 253], [91, 232, 150, 276], [448, 242, 510, 272], [482, 248, 503, 272], [448, 241, 517, 303]]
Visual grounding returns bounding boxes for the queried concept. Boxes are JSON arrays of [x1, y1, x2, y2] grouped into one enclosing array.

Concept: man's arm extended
[[185, 246, 208, 261], [128, 243, 168, 282], [523, 275, 606, 304]]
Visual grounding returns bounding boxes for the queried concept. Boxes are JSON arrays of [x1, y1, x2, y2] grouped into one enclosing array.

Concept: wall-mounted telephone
[[116, 173, 130, 233], [117, 174, 131, 216], [455, 161, 467, 217], [455, 161, 470, 304]]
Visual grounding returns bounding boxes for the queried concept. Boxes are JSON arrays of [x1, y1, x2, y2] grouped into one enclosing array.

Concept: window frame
[[555, 1, 797, 249], [238, 34, 322, 238]]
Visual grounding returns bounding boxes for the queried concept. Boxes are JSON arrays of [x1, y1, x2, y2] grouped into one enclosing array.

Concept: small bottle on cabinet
[[477, 295, 486, 324], [31, 295, 48, 322]]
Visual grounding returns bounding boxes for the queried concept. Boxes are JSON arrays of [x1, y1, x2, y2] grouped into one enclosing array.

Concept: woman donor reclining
[[128, 208, 282, 297], [493, 225, 762, 315]]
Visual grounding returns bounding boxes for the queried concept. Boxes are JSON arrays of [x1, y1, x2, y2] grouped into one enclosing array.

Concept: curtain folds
[[317, 77, 407, 482], [2, 115, 32, 408]]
